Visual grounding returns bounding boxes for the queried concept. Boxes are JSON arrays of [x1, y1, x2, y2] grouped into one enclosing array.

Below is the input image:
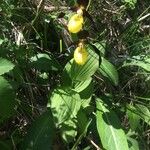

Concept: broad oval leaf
[[96, 98, 129, 150], [64, 44, 99, 82], [0, 58, 15, 75], [97, 57, 119, 86], [21, 110, 54, 150], [0, 76, 16, 123], [30, 53, 61, 71], [48, 88, 81, 125]]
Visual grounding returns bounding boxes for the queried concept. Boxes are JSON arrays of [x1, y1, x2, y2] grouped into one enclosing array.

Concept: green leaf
[[135, 104, 150, 125], [48, 88, 82, 143], [97, 57, 119, 86], [64, 44, 99, 82], [93, 41, 106, 55], [127, 105, 140, 130], [0, 141, 11, 150], [77, 109, 88, 134], [49, 88, 81, 125], [61, 69, 72, 87], [124, 0, 137, 9], [71, 118, 92, 150], [21, 110, 54, 150], [66, 0, 76, 6], [79, 81, 94, 108], [30, 53, 61, 71], [127, 137, 139, 150], [61, 118, 77, 143], [127, 104, 150, 126], [122, 55, 150, 72], [74, 77, 92, 92], [96, 98, 129, 150], [0, 58, 15, 75], [0, 76, 16, 123], [0, 39, 4, 45]]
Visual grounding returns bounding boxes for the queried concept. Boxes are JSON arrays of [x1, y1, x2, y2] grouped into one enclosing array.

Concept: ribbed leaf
[[98, 57, 119, 85], [21, 111, 54, 150], [93, 41, 106, 55], [0, 76, 16, 123], [74, 77, 92, 92], [65, 44, 99, 82], [96, 98, 129, 150], [0, 58, 15, 75]]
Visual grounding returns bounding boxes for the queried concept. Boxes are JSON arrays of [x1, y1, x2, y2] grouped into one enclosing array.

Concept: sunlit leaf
[[0, 58, 15, 75], [61, 118, 77, 143], [48, 88, 81, 125], [127, 105, 140, 130], [127, 137, 139, 150], [96, 98, 129, 150], [127, 104, 150, 126], [135, 104, 150, 125], [74, 77, 92, 92], [97, 57, 119, 85]]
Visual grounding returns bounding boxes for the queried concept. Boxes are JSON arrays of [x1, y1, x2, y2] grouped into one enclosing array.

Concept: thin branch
[[87, 137, 102, 150], [138, 13, 150, 22], [44, 6, 69, 12]]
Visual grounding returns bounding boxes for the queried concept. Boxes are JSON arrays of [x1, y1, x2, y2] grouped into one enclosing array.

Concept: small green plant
[[0, 0, 150, 149], [123, 0, 137, 9]]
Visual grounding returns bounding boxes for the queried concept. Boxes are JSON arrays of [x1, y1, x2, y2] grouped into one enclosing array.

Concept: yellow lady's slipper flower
[[68, 14, 84, 33], [74, 43, 88, 65]]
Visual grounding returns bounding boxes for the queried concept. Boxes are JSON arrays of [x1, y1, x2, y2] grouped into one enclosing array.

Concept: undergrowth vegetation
[[0, 0, 150, 149]]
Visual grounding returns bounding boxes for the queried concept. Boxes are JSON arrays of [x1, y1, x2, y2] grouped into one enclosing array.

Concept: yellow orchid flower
[[74, 43, 88, 65], [68, 14, 84, 33]]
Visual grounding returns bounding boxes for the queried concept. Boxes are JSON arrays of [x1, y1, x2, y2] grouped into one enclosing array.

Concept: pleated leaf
[[98, 57, 119, 86], [65, 44, 99, 82], [74, 77, 92, 92]]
